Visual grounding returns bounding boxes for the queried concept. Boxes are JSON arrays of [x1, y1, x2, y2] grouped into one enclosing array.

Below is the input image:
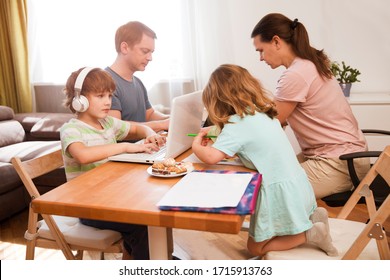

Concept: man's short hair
[[115, 21, 157, 53]]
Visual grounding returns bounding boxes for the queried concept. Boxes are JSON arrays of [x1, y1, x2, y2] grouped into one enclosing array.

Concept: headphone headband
[[74, 67, 97, 94]]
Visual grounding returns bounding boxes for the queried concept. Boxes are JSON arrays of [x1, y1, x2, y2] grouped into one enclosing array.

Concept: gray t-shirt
[[105, 67, 152, 122]]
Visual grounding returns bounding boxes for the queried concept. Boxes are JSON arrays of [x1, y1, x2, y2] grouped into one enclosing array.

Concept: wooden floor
[[1, 200, 389, 260]]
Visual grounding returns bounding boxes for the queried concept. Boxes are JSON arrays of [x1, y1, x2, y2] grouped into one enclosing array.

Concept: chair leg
[[343, 196, 390, 259], [167, 228, 174, 260], [241, 220, 250, 232], [42, 214, 76, 260], [374, 225, 390, 259], [75, 250, 84, 260], [25, 207, 38, 260]]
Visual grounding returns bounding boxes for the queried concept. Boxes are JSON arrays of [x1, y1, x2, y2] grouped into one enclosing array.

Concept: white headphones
[[72, 67, 96, 112]]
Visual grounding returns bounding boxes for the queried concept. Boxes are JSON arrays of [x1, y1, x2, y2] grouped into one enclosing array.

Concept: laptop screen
[[108, 90, 204, 163]]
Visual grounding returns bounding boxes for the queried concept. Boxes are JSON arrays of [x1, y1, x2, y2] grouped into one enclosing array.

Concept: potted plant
[[330, 61, 361, 97]]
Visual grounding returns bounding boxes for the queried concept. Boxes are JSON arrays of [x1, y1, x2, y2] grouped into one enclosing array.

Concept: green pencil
[[187, 133, 217, 138]]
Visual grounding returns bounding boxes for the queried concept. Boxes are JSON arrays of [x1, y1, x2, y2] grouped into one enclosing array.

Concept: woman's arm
[[274, 100, 298, 126]]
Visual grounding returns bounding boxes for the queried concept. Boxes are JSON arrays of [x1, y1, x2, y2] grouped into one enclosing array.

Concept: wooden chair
[[264, 145, 390, 260], [11, 149, 123, 260]]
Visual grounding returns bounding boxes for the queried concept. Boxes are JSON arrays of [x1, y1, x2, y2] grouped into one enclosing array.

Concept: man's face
[[126, 34, 155, 72]]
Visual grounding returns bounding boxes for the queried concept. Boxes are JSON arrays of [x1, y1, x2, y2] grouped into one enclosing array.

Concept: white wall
[[192, 0, 390, 94]]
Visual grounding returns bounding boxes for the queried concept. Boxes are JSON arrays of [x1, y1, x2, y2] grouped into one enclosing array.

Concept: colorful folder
[[158, 170, 262, 215]]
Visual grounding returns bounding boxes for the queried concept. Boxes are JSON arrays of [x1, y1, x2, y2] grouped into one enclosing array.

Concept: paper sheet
[[157, 172, 252, 208]]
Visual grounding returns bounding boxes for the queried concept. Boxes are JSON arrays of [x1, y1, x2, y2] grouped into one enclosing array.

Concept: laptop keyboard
[[134, 146, 166, 160]]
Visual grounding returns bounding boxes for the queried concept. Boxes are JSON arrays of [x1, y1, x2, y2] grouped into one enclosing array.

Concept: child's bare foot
[[306, 222, 338, 257]]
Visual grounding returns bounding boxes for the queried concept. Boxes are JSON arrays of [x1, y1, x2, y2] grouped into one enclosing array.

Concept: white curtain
[[28, 0, 390, 98], [27, 0, 200, 109]]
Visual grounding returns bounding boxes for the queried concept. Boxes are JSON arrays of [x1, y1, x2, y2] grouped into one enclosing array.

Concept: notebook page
[[157, 172, 252, 208]]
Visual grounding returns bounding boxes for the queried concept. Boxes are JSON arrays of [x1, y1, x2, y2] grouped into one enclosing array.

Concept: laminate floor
[[1, 200, 388, 260]]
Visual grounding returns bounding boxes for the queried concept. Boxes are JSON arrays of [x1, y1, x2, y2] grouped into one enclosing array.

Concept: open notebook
[[108, 90, 204, 164]]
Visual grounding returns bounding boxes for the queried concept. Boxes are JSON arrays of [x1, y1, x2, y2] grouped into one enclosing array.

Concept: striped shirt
[[60, 116, 130, 181]]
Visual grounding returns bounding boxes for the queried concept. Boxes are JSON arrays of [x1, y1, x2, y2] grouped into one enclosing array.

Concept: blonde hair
[[115, 21, 157, 53], [63, 67, 116, 113], [203, 64, 277, 129]]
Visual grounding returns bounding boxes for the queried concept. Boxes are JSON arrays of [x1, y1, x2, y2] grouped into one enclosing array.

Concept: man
[[107, 21, 169, 132]]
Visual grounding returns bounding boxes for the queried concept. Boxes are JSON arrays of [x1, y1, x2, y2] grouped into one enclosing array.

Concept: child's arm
[[67, 141, 159, 165], [124, 123, 166, 146], [192, 130, 226, 165]]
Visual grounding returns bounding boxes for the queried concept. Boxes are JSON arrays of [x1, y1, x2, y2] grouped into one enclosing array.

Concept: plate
[[147, 165, 194, 178]]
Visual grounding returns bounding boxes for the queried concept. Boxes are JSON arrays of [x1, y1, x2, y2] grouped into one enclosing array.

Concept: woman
[[251, 13, 369, 199]]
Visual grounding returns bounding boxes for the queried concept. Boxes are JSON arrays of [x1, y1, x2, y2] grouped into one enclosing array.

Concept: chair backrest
[[12, 149, 64, 199], [376, 148, 390, 183]]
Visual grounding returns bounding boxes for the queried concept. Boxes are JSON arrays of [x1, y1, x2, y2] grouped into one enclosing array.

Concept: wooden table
[[31, 150, 252, 259]]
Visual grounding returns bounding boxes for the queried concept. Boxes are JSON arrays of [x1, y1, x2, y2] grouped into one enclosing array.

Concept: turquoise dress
[[213, 112, 316, 242]]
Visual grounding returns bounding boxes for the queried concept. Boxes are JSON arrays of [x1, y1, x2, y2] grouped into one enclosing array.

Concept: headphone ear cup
[[72, 95, 89, 112]]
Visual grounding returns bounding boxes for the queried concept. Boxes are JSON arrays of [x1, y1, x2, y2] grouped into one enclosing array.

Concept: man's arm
[[143, 107, 170, 132], [109, 108, 169, 132], [145, 107, 169, 121]]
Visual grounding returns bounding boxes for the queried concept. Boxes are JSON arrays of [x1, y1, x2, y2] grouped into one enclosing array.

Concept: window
[[27, 0, 193, 88]]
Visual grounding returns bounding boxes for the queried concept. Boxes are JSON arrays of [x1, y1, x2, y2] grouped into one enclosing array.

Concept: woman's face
[[253, 35, 282, 69]]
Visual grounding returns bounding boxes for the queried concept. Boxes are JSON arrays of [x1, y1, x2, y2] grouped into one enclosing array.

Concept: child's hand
[[141, 143, 160, 154], [125, 142, 159, 154], [193, 130, 212, 146], [144, 134, 166, 147]]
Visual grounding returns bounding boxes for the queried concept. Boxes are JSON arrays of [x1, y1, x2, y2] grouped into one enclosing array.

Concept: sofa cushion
[[0, 186, 29, 221], [0, 161, 65, 196], [0, 106, 14, 121], [0, 162, 22, 195], [0, 141, 61, 163], [0, 120, 25, 147], [14, 113, 49, 132], [30, 113, 72, 140], [34, 167, 67, 189]]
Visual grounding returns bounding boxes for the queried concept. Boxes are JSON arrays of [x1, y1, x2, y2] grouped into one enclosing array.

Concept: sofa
[[0, 105, 73, 221]]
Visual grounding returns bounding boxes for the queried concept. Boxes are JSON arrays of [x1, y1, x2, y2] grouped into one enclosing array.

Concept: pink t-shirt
[[274, 57, 367, 158]]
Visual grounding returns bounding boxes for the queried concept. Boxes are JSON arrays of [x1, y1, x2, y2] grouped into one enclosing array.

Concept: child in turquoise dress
[[192, 64, 338, 257]]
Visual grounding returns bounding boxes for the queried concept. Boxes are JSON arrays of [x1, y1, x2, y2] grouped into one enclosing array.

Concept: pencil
[[187, 133, 217, 138]]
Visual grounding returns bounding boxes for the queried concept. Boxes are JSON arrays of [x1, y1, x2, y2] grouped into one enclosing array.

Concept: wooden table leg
[[148, 226, 173, 260]]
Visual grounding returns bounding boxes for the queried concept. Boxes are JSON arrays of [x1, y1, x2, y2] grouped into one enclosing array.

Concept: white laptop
[[108, 90, 204, 164]]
